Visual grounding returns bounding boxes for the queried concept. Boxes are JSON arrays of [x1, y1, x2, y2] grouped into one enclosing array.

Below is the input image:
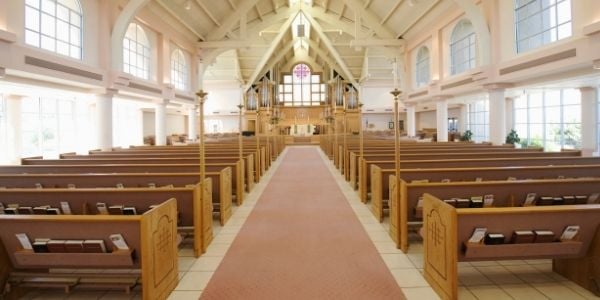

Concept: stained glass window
[[279, 64, 325, 106]]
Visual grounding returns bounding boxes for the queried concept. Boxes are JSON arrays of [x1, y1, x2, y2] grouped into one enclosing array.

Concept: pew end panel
[[0, 199, 178, 300], [370, 165, 384, 222], [423, 193, 600, 300]]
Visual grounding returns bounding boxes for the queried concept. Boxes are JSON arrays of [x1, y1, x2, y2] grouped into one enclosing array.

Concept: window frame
[[514, 0, 572, 53], [123, 22, 151, 80], [170, 48, 189, 91], [466, 99, 489, 143], [450, 20, 477, 76], [279, 63, 325, 107], [24, 0, 83, 60], [415, 46, 430, 88]]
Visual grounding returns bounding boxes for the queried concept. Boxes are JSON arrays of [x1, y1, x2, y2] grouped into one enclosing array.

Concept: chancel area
[[1, 0, 600, 299]]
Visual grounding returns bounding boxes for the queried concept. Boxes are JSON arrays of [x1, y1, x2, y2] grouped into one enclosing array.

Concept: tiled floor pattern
[[18, 146, 600, 299]]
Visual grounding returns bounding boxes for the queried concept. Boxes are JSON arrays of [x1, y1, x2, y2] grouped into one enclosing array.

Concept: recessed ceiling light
[[184, 0, 192, 10]]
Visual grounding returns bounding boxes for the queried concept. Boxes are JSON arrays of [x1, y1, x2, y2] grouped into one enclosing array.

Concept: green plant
[[505, 129, 521, 145], [460, 130, 473, 142]]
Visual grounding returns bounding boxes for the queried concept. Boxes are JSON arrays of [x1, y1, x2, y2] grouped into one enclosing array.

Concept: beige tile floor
[[19, 146, 600, 299]]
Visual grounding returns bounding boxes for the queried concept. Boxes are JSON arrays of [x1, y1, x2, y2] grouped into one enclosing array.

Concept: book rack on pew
[[0, 198, 178, 300], [422, 193, 600, 300]]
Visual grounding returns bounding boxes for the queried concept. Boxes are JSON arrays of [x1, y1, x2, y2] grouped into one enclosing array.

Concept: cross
[[294, 64, 310, 79]]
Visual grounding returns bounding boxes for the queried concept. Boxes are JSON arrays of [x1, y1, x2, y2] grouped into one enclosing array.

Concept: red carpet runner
[[200, 147, 406, 299]]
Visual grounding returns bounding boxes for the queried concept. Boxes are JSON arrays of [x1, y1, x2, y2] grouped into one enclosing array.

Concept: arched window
[[515, 0, 572, 53], [123, 23, 151, 80], [171, 49, 189, 91], [278, 63, 325, 106], [415, 47, 430, 88], [25, 0, 83, 60], [450, 20, 476, 76]]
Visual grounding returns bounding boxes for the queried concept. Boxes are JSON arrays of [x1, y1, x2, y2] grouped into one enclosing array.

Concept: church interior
[[1, 0, 600, 299]]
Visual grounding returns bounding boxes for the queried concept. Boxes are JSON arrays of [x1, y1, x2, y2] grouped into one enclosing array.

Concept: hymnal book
[[148, 183, 156, 188], [0, 202, 4, 214], [587, 193, 600, 204], [536, 196, 554, 206], [15, 233, 33, 250], [533, 230, 555, 243], [441, 179, 451, 183], [32, 239, 49, 253], [562, 196, 576, 205], [560, 225, 580, 241], [116, 183, 125, 189], [122, 207, 137, 215], [484, 233, 505, 245], [523, 193, 537, 206], [456, 198, 470, 208], [475, 177, 483, 182], [47, 240, 67, 253], [443, 199, 457, 207], [414, 197, 424, 219], [65, 240, 85, 253], [60, 202, 72, 215], [575, 195, 588, 204], [17, 207, 33, 214], [470, 196, 484, 208], [507, 177, 517, 181], [160, 184, 174, 188], [83, 240, 107, 253], [109, 234, 130, 251], [35, 183, 43, 189], [96, 203, 109, 215], [411, 179, 429, 184], [46, 208, 61, 215], [108, 205, 124, 215], [511, 230, 535, 244], [468, 228, 487, 244], [67, 184, 76, 189], [483, 194, 494, 207], [416, 197, 424, 208], [557, 175, 566, 179], [33, 206, 50, 215], [4, 207, 17, 215], [553, 197, 564, 205]]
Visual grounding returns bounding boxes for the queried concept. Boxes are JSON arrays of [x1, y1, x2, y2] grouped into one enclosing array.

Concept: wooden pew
[[0, 183, 212, 257], [0, 164, 239, 209], [389, 177, 600, 253], [358, 156, 600, 203], [369, 164, 600, 223], [422, 193, 600, 300], [0, 198, 179, 300]]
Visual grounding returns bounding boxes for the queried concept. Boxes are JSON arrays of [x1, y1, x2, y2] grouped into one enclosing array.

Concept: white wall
[[143, 111, 186, 136], [417, 108, 460, 130], [204, 82, 243, 114], [362, 85, 395, 109]]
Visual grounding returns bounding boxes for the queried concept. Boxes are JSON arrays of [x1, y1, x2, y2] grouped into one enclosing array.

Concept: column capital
[[483, 82, 513, 91], [91, 88, 118, 98], [431, 95, 452, 102]]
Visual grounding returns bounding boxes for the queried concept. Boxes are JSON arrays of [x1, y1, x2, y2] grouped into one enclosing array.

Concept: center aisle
[[200, 147, 406, 299]]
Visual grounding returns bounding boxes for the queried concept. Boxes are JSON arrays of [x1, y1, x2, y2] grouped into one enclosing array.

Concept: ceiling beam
[[364, 0, 373, 9], [339, 4, 345, 20], [305, 6, 359, 37], [302, 11, 359, 88], [206, 0, 260, 40], [155, 0, 206, 40], [255, 5, 264, 22], [380, 0, 403, 25], [247, 11, 299, 86], [259, 40, 296, 80], [195, 0, 221, 26], [227, 0, 236, 10], [234, 50, 243, 82], [271, 0, 278, 13], [397, 0, 441, 38], [324, 0, 330, 12], [343, 0, 395, 38], [350, 39, 405, 47]]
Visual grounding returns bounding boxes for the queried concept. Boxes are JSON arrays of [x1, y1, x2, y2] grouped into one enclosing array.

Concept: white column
[[74, 99, 91, 154], [5, 95, 24, 164], [458, 104, 468, 133], [488, 88, 506, 145], [96, 92, 113, 151], [505, 97, 514, 134], [580, 87, 598, 157], [406, 104, 416, 137], [155, 101, 167, 146], [188, 106, 198, 141], [436, 98, 448, 142]]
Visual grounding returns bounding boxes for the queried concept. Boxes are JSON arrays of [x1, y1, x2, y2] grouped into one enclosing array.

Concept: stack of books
[[533, 230, 555, 243], [510, 230, 535, 243]]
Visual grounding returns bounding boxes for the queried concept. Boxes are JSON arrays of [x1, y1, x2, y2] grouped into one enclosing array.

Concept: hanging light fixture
[[297, 13, 305, 38]]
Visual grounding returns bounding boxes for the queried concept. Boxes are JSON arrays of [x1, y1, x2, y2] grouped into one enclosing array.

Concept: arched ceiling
[[153, 0, 459, 86]]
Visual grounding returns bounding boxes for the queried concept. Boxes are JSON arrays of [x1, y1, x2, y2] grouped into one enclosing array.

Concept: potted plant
[[460, 130, 473, 142], [505, 129, 520, 145]]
